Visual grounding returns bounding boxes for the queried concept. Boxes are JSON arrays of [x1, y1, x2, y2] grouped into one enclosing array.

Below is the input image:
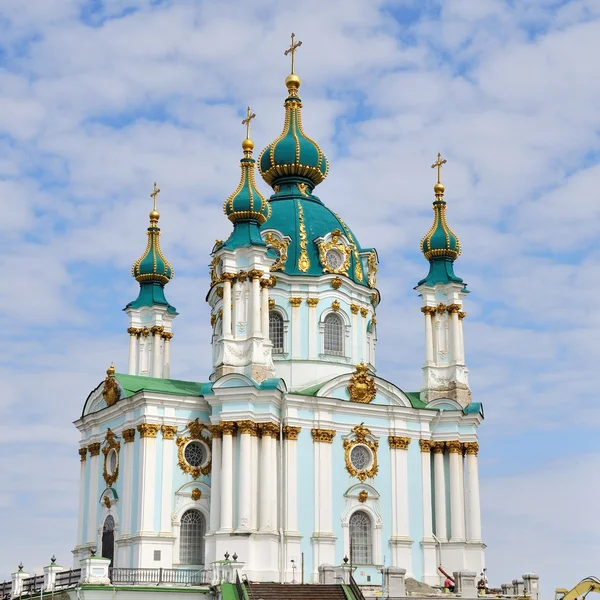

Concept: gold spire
[[150, 182, 161, 222], [431, 152, 447, 196], [284, 32, 302, 92], [241, 106, 256, 154]]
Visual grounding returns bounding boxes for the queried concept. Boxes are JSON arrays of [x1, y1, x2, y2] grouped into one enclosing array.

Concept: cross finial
[[150, 182, 161, 212], [284, 32, 302, 74], [431, 152, 447, 184], [241, 106, 256, 140]]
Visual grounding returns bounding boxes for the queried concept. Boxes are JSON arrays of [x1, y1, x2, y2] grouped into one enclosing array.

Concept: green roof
[[115, 373, 204, 398], [124, 281, 177, 314], [405, 391, 427, 409]]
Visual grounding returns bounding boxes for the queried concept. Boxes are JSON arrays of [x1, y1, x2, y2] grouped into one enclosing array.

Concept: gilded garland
[[102, 428, 121, 487], [263, 232, 289, 271], [343, 423, 379, 482], [176, 418, 212, 479], [347, 363, 377, 404], [317, 229, 352, 275]]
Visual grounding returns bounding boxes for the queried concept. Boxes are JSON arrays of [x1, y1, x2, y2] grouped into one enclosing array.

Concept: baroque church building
[[74, 44, 485, 587]]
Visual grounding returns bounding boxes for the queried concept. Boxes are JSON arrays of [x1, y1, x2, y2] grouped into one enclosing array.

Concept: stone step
[[248, 583, 348, 600]]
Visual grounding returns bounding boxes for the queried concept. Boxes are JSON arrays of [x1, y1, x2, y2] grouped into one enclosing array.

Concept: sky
[[1, 0, 599, 594]]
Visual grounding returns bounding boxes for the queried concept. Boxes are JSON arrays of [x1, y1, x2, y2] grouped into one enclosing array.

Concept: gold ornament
[[297, 182, 309, 196], [436, 303, 447, 314], [419, 439, 434, 453], [358, 490, 368, 503], [191, 488, 202, 501], [161, 425, 178, 440], [367, 251, 378, 288], [388, 436, 411, 450], [343, 423, 379, 482], [447, 440, 463, 454], [88, 443, 101, 457], [306, 297, 319, 307], [102, 429, 121, 487], [331, 277, 343, 290], [317, 229, 351, 275], [331, 300, 341, 312], [78, 447, 87, 461], [122, 428, 136, 443], [297, 201, 310, 272], [137, 423, 160, 438], [311, 429, 336, 443], [102, 364, 120, 407], [283, 425, 301, 440], [269, 299, 276, 310], [248, 269, 264, 280], [237, 420, 258, 436], [458, 311, 467, 320], [208, 425, 222, 439], [176, 419, 212, 479], [433, 441, 446, 454], [290, 297, 303, 307], [464, 441, 479, 456], [209, 255, 221, 285], [334, 213, 364, 282], [259, 422, 280, 438], [347, 363, 377, 404], [360, 307, 369, 318], [103, 496, 112, 509]]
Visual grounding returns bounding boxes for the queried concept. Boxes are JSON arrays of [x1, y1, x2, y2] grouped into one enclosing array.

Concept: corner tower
[[256, 36, 380, 390], [415, 154, 470, 406], [124, 183, 177, 378]]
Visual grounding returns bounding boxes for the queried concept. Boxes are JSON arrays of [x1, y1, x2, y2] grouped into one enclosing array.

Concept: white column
[[222, 275, 233, 337], [250, 270, 263, 336], [448, 440, 465, 541], [351, 306, 359, 362], [137, 424, 159, 534], [419, 440, 434, 539], [261, 282, 270, 337], [251, 432, 259, 530], [259, 424, 276, 531], [361, 309, 368, 362], [160, 426, 176, 533], [219, 422, 234, 531], [458, 312, 466, 364], [313, 430, 334, 533], [290, 299, 301, 358], [284, 427, 300, 532], [87, 444, 101, 544], [162, 333, 172, 378], [121, 429, 135, 536], [459, 446, 466, 537], [237, 422, 254, 531], [466, 443, 482, 541], [433, 443, 448, 540], [76, 448, 88, 547], [307, 299, 318, 359], [209, 428, 222, 533], [449, 307, 461, 365], [152, 327, 163, 377], [127, 329, 138, 375], [390, 437, 411, 538], [422, 308, 434, 365]]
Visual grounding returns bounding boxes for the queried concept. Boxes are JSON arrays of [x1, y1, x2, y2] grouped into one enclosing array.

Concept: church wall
[[82, 456, 91, 547], [130, 437, 140, 536], [296, 428, 315, 580], [154, 434, 164, 534], [378, 441, 393, 569], [444, 452, 451, 539], [408, 441, 425, 579]]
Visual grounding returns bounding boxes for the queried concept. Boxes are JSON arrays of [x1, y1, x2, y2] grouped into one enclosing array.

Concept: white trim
[[340, 488, 382, 566]]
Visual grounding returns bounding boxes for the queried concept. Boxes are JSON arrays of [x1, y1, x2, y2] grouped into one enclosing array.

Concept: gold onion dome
[[258, 35, 329, 189], [131, 183, 174, 285], [223, 108, 271, 225]]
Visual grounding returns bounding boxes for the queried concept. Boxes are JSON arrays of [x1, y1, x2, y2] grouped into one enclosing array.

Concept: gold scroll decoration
[[176, 418, 212, 479], [347, 363, 377, 404], [317, 229, 352, 275], [343, 423, 379, 482], [102, 428, 121, 487]]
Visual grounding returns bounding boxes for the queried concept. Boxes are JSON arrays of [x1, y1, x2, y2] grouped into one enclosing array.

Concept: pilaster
[[87, 442, 101, 545], [159, 425, 177, 534]]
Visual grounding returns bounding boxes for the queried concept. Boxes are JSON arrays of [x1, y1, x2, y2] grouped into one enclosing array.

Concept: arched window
[[180, 509, 206, 565], [101, 515, 115, 566], [269, 311, 284, 353], [324, 313, 344, 356], [349, 510, 372, 564]]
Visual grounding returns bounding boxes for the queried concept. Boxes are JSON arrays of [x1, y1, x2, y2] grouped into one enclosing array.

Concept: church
[[73, 36, 485, 587]]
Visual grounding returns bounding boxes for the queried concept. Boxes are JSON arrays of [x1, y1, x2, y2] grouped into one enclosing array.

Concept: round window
[[325, 248, 344, 271], [107, 449, 118, 475], [184, 441, 207, 468], [350, 445, 371, 471]]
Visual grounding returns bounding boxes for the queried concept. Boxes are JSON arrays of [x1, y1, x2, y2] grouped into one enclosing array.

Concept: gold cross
[[284, 32, 302, 74], [241, 106, 256, 139], [150, 182, 161, 211], [431, 152, 447, 183]]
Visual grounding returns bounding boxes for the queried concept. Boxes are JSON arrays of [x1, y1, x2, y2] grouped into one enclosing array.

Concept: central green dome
[[258, 76, 329, 188]]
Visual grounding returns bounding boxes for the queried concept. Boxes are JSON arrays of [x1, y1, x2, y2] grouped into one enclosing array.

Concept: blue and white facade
[[73, 64, 485, 586]]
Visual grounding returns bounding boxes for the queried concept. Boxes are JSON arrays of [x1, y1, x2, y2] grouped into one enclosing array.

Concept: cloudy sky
[[1, 0, 599, 593]]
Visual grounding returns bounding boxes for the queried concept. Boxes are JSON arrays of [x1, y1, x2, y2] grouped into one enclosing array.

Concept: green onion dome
[[132, 209, 174, 285], [224, 137, 271, 225], [258, 74, 329, 189]]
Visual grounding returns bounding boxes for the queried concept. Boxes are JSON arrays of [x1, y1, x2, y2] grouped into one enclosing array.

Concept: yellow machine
[[555, 578, 600, 600]]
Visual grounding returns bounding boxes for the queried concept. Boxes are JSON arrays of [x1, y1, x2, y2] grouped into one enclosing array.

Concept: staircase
[[248, 582, 350, 599]]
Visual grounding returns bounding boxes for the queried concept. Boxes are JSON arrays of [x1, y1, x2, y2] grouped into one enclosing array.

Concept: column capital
[[447, 440, 463, 454], [258, 422, 280, 438], [350, 303, 360, 314], [237, 270, 248, 283], [88, 442, 101, 456], [464, 441, 479, 456], [283, 425, 302, 440], [122, 428, 136, 443], [248, 269, 264, 280], [150, 325, 164, 335], [78, 447, 87, 461], [161, 425, 178, 440], [209, 424, 223, 439], [215, 286, 224, 297], [237, 420, 258, 436], [289, 297, 303, 307], [421, 306, 436, 316], [311, 428, 336, 443], [221, 421, 236, 436], [447, 303, 461, 314], [221, 272, 236, 282], [458, 311, 467, 320], [137, 423, 161, 438], [419, 439, 433, 453], [388, 436, 411, 450], [162, 331, 174, 340], [433, 441, 446, 454], [360, 307, 369, 317], [306, 297, 319, 307], [260, 278, 271, 288], [127, 327, 140, 336]]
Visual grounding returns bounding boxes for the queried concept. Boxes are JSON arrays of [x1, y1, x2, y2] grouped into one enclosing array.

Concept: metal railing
[[349, 574, 366, 600], [0, 580, 12, 598], [109, 567, 211, 586], [54, 568, 81, 589], [21, 576, 44, 595]]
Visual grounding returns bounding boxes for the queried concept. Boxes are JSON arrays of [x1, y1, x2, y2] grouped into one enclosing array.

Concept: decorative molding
[[350, 304, 359, 315], [360, 307, 369, 318], [331, 277, 343, 290], [447, 304, 461, 314], [269, 298, 276, 310], [311, 428, 336, 443], [258, 422, 279, 438], [358, 490, 368, 503], [208, 425, 223, 439], [370, 292, 379, 305], [237, 271, 248, 283], [162, 331, 174, 341], [347, 363, 377, 403], [283, 425, 301, 441], [216, 287, 224, 298], [297, 201, 310, 272], [306, 297, 319, 307], [421, 306, 437, 316], [88, 443, 101, 457], [79, 447, 87, 462], [176, 419, 212, 479], [122, 428, 136, 443], [343, 423, 379, 482], [388, 436, 411, 450], [221, 421, 236, 436], [264, 232, 289, 271], [367, 251, 377, 288], [137, 423, 161, 438], [102, 428, 121, 487], [161, 425, 178, 440], [433, 441, 446, 454], [237, 420, 258, 436], [102, 367, 120, 407], [419, 439, 434, 453], [464, 441, 479, 456], [436, 303, 447, 314], [127, 327, 139, 336], [221, 272, 236, 283], [248, 269, 264, 280], [317, 229, 352, 275], [458, 311, 467, 320], [331, 300, 341, 312], [289, 297, 303, 307], [191, 488, 202, 501], [150, 325, 164, 335], [447, 440, 463, 454]]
